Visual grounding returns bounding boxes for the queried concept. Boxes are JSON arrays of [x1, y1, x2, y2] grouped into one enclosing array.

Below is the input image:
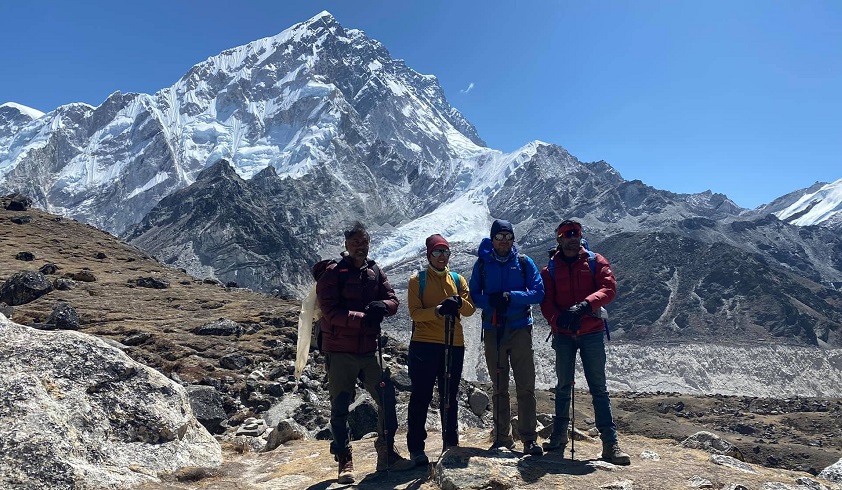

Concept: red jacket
[[316, 257, 399, 354], [539, 248, 616, 336]]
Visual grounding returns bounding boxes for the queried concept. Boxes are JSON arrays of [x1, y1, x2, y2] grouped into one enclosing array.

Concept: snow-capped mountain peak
[[775, 178, 842, 228]]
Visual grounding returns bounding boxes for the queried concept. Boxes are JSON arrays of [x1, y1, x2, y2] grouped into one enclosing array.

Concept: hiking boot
[[410, 451, 429, 466], [601, 442, 631, 465], [375, 444, 415, 471], [523, 440, 544, 456], [489, 439, 516, 451], [336, 450, 355, 484], [542, 432, 568, 452]]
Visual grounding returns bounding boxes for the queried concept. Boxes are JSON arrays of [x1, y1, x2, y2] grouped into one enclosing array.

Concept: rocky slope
[[2, 195, 841, 488]]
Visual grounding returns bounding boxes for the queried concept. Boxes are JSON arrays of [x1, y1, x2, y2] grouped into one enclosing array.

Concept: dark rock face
[[39, 263, 59, 275], [219, 352, 250, 371], [135, 277, 170, 289], [0, 271, 53, 306], [10, 215, 31, 224], [53, 278, 76, 290], [347, 395, 379, 441], [46, 302, 81, 330], [186, 385, 227, 435], [14, 251, 34, 261], [5, 193, 32, 211]]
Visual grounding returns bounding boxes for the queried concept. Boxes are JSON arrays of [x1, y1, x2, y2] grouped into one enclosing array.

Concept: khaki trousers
[[483, 326, 538, 443]]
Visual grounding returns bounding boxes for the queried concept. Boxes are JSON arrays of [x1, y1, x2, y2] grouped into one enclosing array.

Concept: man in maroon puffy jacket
[[316, 221, 413, 483], [539, 219, 630, 465]]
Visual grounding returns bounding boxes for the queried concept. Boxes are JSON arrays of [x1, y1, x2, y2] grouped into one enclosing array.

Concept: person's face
[[557, 226, 582, 257], [428, 246, 451, 270], [492, 231, 514, 256], [344, 231, 370, 264]]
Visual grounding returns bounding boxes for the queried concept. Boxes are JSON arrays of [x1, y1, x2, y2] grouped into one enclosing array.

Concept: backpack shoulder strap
[[450, 271, 461, 293], [517, 253, 529, 282], [418, 269, 427, 298], [586, 250, 596, 277]]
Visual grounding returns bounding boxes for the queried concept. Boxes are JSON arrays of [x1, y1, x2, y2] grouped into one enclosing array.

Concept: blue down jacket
[[468, 238, 545, 330]]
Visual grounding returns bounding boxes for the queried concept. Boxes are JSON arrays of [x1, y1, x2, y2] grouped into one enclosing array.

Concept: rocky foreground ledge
[[0, 314, 221, 489]]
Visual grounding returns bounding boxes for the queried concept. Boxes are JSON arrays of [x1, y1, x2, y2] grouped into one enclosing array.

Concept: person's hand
[[568, 301, 591, 317], [364, 301, 388, 328], [555, 310, 574, 330], [438, 295, 462, 317], [488, 291, 510, 310]]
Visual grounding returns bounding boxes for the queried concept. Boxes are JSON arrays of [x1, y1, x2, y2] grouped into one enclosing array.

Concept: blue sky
[[2, 1, 839, 209]]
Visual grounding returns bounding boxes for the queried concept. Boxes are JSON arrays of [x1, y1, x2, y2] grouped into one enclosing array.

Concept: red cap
[[425, 234, 449, 256]]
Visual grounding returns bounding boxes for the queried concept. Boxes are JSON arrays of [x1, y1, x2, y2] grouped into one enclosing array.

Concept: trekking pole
[[570, 374, 576, 460], [441, 314, 455, 455], [570, 318, 581, 461], [493, 309, 505, 448], [377, 333, 391, 471]]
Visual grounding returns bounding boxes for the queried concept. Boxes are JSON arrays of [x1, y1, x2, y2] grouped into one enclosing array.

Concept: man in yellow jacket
[[405, 234, 476, 465]]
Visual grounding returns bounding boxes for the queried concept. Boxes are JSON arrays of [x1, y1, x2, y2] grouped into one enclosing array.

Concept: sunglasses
[[493, 233, 514, 241], [431, 249, 451, 257], [557, 229, 582, 239]]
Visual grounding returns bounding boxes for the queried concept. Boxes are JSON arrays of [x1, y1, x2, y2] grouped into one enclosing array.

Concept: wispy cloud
[[460, 82, 475, 94]]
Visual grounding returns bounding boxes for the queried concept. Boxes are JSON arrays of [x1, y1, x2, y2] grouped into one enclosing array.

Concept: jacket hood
[[477, 237, 519, 263]]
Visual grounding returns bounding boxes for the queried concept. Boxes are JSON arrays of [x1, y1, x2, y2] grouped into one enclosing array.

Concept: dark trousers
[[406, 340, 465, 454], [326, 352, 397, 455]]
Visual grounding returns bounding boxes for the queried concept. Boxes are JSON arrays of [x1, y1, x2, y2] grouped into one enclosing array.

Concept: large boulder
[[0, 315, 221, 489], [0, 271, 53, 306], [819, 457, 842, 484]]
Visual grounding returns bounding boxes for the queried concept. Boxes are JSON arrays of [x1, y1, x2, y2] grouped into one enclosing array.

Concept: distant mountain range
[[1, 11, 840, 346]]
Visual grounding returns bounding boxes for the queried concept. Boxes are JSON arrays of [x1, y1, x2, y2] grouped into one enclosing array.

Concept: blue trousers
[[551, 331, 617, 444], [406, 340, 465, 453]]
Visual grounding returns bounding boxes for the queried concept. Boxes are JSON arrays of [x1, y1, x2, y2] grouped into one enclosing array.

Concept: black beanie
[[490, 219, 514, 239]]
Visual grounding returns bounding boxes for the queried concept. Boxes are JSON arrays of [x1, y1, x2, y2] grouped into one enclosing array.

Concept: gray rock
[[0, 315, 220, 488], [220, 352, 250, 371], [123, 332, 152, 346], [795, 476, 834, 490], [262, 419, 309, 452], [468, 388, 490, 417], [436, 447, 521, 490], [819, 457, 842, 484], [0, 271, 53, 306], [10, 215, 31, 224], [46, 302, 81, 330], [186, 385, 227, 435], [599, 480, 635, 490], [194, 318, 243, 336], [53, 278, 76, 290], [687, 475, 714, 488], [710, 454, 758, 474], [0, 303, 12, 319], [348, 392, 378, 440], [68, 270, 96, 282], [15, 251, 34, 261], [680, 431, 744, 460], [136, 276, 170, 289], [236, 417, 267, 437], [39, 263, 60, 275]]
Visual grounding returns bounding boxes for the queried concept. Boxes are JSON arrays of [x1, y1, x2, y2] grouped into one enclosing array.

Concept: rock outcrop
[[0, 314, 221, 489]]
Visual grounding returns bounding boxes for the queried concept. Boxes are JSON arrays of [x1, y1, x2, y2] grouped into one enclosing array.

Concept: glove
[[556, 310, 575, 330], [488, 291, 510, 311], [363, 301, 388, 330], [568, 301, 592, 317], [438, 295, 462, 317]]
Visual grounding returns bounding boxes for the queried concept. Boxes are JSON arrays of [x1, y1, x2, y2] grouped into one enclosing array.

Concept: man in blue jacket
[[469, 219, 545, 455]]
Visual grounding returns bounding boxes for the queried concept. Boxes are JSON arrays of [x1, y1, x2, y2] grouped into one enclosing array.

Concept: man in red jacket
[[539, 220, 630, 465], [316, 221, 414, 483]]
